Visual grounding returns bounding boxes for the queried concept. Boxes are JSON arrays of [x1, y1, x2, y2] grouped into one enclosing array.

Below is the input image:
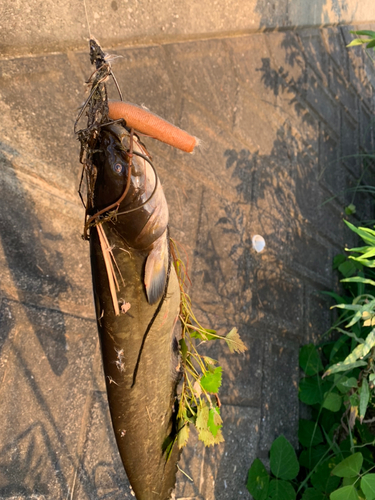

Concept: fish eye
[[113, 163, 124, 174]]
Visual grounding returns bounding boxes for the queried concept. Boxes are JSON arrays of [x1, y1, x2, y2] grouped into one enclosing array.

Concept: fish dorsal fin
[[144, 230, 168, 304]]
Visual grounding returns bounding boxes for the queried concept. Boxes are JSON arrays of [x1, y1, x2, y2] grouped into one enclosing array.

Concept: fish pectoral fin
[[144, 231, 168, 305]]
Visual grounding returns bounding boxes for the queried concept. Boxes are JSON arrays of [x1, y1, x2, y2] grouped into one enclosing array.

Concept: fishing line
[[81, 0, 123, 102], [116, 152, 159, 215], [82, 0, 92, 39], [84, 149, 159, 235]]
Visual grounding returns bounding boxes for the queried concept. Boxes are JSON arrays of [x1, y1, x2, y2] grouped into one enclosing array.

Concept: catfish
[[89, 123, 181, 500]]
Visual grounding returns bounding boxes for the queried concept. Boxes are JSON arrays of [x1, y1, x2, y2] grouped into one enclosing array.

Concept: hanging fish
[[90, 123, 181, 500], [76, 39, 198, 500]]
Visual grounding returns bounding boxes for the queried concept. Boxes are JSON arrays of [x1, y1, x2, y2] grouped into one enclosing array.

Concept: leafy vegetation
[[246, 32, 375, 500], [169, 239, 247, 450], [347, 30, 375, 51], [247, 220, 375, 499]]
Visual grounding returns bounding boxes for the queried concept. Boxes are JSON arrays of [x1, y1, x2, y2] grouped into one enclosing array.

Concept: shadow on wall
[[194, 26, 374, 329], [173, 26, 374, 499], [254, 0, 350, 26], [0, 144, 69, 373], [0, 389, 128, 499], [0, 146, 130, 498], [0, 146, 69, 496]]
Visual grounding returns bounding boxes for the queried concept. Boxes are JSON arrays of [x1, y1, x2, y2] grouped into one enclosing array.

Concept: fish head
[[92, 123, 131, 212], [91, 122, 169, 253]]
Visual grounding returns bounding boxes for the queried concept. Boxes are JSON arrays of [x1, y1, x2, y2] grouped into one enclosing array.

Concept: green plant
[[169, 240, 247, 452], [342, 30, 375, 222], [247, 31, 375, 499], [247, 220, 375, 500], [247, 436, 300, 500], [347, 30, 375, 51]]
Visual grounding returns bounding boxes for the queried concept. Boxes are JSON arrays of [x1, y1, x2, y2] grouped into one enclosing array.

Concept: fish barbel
[[89, 122, 181, 500]]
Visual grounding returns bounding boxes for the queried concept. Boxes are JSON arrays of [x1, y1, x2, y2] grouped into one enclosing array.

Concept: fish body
[[89, 123, 181, 500]]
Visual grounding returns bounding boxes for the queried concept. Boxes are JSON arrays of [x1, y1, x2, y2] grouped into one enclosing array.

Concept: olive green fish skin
[[90, 124, 181, 500]]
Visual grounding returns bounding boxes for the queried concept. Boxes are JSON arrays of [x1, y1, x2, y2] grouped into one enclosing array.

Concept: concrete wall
[[1, 1, 375, 499], [1, 0, 375, 56]]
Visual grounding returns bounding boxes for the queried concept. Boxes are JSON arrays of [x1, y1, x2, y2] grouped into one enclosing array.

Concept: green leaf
[[298, 419, 323, 447], [334, 327, 364, 345], [330, 335, 351, 363], [270, 435, 300, 480], [366, 39, 375, 48], [344, 221, 375, 246], [322, 290, 349, 304], [301, 489, 326, 500], [268, 479, 296, 500], [350, 257, 375, 268], [200, 366, 222, 393], [345, 310, 365, 329], [330, 485, 359, 500], [323, 360, 367, 377], [189, 327, 217, 341], [339, 260, 358, 278], [332, 304, 364, 312], [354, 247, 375, 259], [197, 426, 225, 446], [331, 453, 363, 477], [333, 254, 347, 269], [299, 344, 324, 375], [356, 420, 374, 447], [177, 423, 190, 449], [359, 379, 370, 423], [299, 444, 329, 469], [323, 328, 375, 375], [361, 474, 375, 500], [180, 338, 188, 361], [162, 434, 177, 461], [333, 300, 375, 329], [246, 459, 270, 500], [311, 459, 341, 494], [346, 246, 372, 254], [196, 402, 209, 431], [323, 392, 343, 412], [334, 374, 349, 393], [343, 477, 358, 486], [347, 38, 368, 46], [196, 402, 224, 446], [207, 407, 222, 437], [350, 30, 375, 37], [345, 204, 356, 215], [225, 327, 247, 353], [355, 226, 375, 237], [337, 376, 358, 391], [346, 329, 375, 362], [202, 356, 218, 366], [299, 377, 323, 404], [350, 393, 360, 407], [342, 277, 375, 287]]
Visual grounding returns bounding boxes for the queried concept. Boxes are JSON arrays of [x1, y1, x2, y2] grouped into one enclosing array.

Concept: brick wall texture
[[0, 23, 374, 500]]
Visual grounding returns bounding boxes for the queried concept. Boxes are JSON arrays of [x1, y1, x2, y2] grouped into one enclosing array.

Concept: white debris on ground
[[252, 235, 266, 253]]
